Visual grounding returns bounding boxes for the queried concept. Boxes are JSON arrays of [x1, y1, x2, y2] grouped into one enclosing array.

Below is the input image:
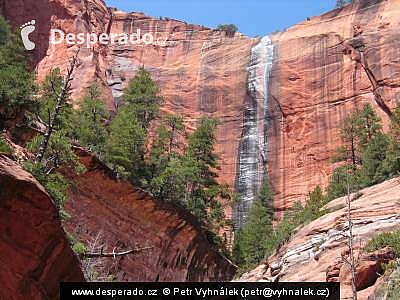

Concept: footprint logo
[[20, 20, 36, 50]]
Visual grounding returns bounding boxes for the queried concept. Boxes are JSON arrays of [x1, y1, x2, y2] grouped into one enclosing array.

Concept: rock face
[[268, 0, 400, 212], [239, 177, 400, 300], [2, 0, 400, 221], [1, 0, 254, 223], [0, 155, 84, 300], [63, 149, 237, 282]]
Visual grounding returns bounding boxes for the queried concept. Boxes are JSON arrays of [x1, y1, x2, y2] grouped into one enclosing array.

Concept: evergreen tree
[[184, 117, 223, 222], [335, 113, 360, 168], [27, 130, 82, 175], [327, 166, 362, 200], [36, 68, 74, 134], [165, 114, 185, 160], [216, 24, 238, 37], [256, 179, 274, 216], [390, 106, 400, 142], [106, 106, 146, 184], [25, 60, 83, 218], [105, 67, 162, 185], [336, 0, 353, 8], [232, 228, 245, 267], [361, 132, 390, 185], [148, 114, 185, 180], [232, 180, 274, 272], [329, 103, 383, 199], [355, 103, 382, 151], [381, 107, 400, 178], [0, 16, 36, 129], [148, 116, 230, 228], [75, 84, 108, 155], [148, 123, 170, 179], [236, 199, 272, 270], [123, 67, 162, 129]]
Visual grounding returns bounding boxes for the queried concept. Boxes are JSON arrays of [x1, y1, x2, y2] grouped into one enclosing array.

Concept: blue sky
[[105, 0, 337, 37]]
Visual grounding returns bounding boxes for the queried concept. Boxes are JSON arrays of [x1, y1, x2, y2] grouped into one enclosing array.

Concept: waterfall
[[234, 36, 274, 229]]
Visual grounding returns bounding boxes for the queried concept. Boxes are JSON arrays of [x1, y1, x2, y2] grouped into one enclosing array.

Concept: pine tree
[[25, 63, 83, 218], [361, 132, 389, 185], [232, 199, 273, 271], [232, 180, 274, 272], [105, 106, 146, 183], [75, 84, 108, 155], [336, 114, 360, 168], [35, 50, 79, 163], [148, 116, 231, 229], [36, 68, 74, 133], [0, 16, 36, 129], [336, 0, 353, 8], [148, 114, 185, 180], [165, 114, 185, 160], [354, 103, 382, 152], [329, 103, 384, 199], [148, 157, 191, 204], [123, 67, 162, 129], [105, 67, 162, 185], [390, 106, 400, 142], [184, 117, 222, 221]]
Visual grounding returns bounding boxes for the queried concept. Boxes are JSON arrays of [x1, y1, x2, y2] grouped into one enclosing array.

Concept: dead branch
[[83, 246, 154, 259], [345, 174, 358, 300], [35, 48, 80, 162]]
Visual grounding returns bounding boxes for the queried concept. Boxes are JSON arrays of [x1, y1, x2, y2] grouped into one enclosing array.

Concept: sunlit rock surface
[[239, 177, 400, 299], [2, 0, 400, 221], [63, 149, 237, 282], [0, 155, 84, 300]]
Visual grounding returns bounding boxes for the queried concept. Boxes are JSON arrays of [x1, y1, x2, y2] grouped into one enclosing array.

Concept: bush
[[72, 242, 87, 257], [24, 161, 70, 218], [0, 136, 11, 154], [268, 187, 328, 254], [216, 24, 238, 37], [233, 185, 329, 275], [0, 16, 37, 129], [364, 230, 400, 257], [371, 266, 400, 300], [74, 84, 108, 155]]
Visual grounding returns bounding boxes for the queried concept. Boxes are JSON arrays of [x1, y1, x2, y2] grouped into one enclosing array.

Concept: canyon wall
[[239, 177, 400, 299], [0, 155, 84, 300], [0, 0, 255, 221], [2, 0, 400, 218], [268, 0, 400, 212], [63, 149, 237, 281]]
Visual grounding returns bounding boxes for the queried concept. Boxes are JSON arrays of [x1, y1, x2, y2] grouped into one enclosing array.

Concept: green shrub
[[371, 267, 400, 300], [72, 242, 87, 257], [385, 269, 400, 299], [364, 230, 400, 256], [216, 24, 238, 37], [0, 137, 11, 154], [233, 185, 329, 276], [24, 161, 70, 217], [0, 16, 37, 129]]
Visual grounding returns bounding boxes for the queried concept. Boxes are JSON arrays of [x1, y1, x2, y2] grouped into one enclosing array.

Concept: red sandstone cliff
[[239, 177, 400, 300], [63, 148, 237, 281], [0, 155, 84, 300], [2, 0, 400, 216], [268, 0, 400, 212]]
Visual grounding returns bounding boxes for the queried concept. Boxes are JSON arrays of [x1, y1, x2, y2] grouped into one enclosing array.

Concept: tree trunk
[[35, 49, 80, 162]]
